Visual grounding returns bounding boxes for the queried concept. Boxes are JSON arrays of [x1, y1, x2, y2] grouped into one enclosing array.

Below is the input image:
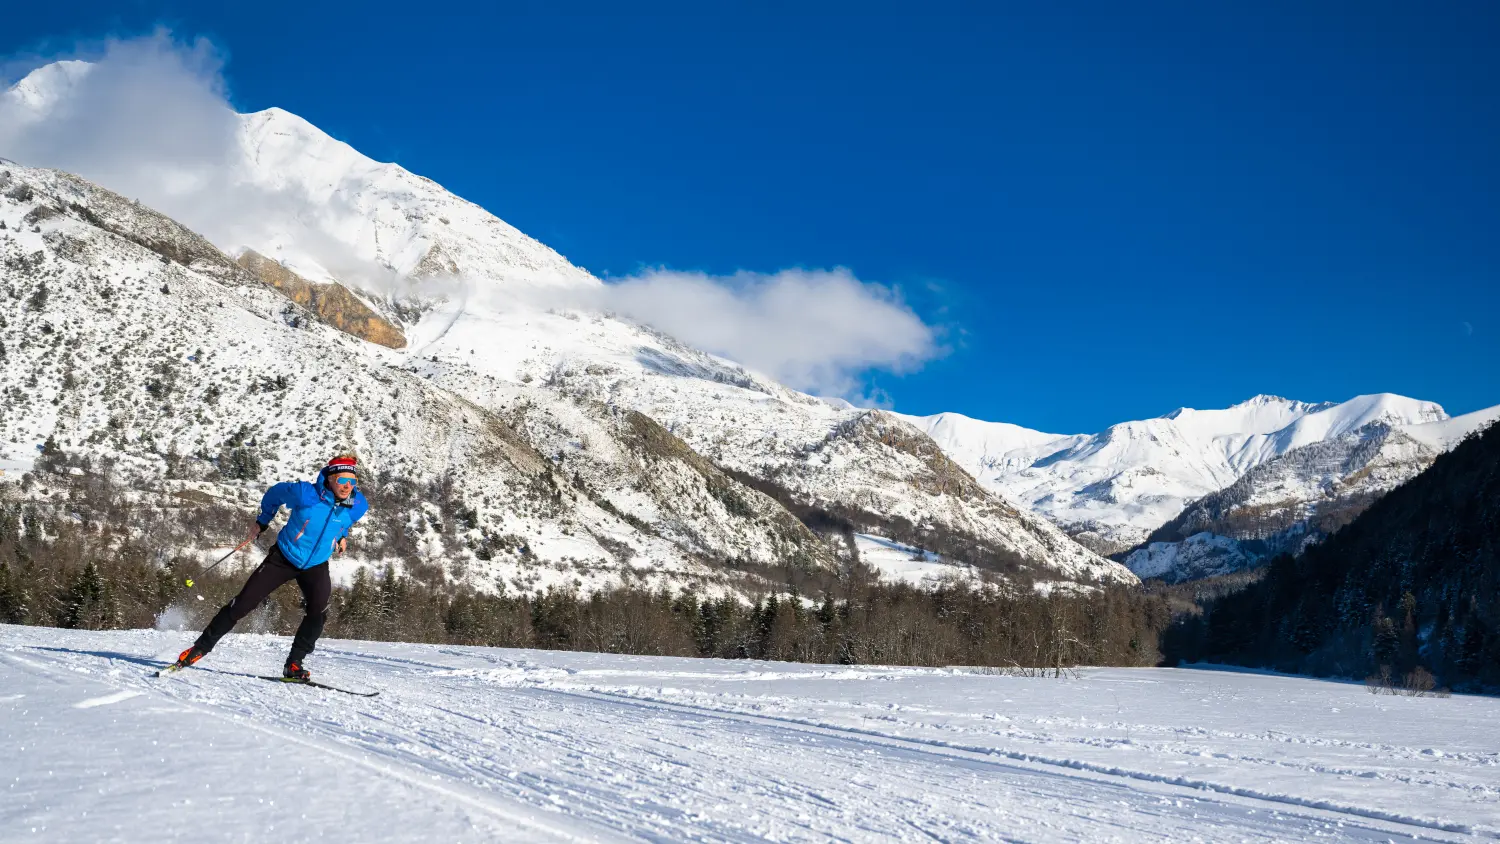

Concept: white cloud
[[597, 268, 938, 400], [0, 32, 236, 217], [443, 266, 941, 401], [0, 31, 400, 289], [1, 33, 943, 402]]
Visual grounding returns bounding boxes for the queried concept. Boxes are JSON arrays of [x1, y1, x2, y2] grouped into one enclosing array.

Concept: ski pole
[[184, 535, 257, 589]]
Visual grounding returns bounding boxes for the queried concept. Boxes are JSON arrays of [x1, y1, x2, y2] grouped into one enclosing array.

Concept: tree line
[[0, 454, 1171, 671]]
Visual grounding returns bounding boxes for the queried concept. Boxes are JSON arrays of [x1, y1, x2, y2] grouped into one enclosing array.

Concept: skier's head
[[321, 454, 358, 501]]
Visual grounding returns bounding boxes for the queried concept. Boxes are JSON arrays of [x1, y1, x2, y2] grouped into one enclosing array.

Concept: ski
[[150, 663, 377, 696], [256, 675, 379, 697]]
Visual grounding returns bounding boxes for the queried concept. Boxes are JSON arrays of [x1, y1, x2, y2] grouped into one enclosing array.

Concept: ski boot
[[283, 660, 311, 682], [157, 645, 207, 675], [175, 646, 206, 669]]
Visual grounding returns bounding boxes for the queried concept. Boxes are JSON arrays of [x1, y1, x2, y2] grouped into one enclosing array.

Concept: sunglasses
[[329, 475, 358, 488]]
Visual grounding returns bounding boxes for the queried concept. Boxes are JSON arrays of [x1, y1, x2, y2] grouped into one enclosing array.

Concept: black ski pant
[[194, 545, 332, 664]]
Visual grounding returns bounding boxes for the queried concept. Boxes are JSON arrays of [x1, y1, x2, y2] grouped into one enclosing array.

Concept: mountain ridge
[[902, 391, 1497, 579]]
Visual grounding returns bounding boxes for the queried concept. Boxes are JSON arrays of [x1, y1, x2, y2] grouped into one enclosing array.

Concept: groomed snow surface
[[5, 627, 1498, 842]]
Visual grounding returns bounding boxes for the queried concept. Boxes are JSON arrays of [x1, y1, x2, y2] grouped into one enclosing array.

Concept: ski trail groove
[[532, 686, 1487, 839]]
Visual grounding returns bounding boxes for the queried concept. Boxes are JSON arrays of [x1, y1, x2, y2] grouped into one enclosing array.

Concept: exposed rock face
[[411, 242, 461, 279], [236, 249, 407, 349], [1123, 533, 1258, 584]]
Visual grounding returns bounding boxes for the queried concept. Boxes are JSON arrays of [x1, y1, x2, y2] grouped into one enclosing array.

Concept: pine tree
[[61, 560, 115, 629], [1371, 610, 1399, 667], [0, 561, 30, 624]]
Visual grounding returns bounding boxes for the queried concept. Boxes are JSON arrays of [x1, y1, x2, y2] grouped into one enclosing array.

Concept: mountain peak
[[5, 60, 93, 113], [1237, 393, 1296, 407], [242, 105, 355, 150], [1163, 394, 1312, 421]]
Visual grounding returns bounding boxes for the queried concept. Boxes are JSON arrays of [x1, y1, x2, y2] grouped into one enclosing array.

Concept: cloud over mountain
[[595, 267, 938, 399]]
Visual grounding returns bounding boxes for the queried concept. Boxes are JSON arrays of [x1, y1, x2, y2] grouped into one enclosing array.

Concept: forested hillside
[[1165, 421, 1500, 689]]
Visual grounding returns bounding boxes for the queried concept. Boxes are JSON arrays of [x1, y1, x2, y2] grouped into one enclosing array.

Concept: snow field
[[853, 533, 982, 587], [5, 625, 1497, 842]]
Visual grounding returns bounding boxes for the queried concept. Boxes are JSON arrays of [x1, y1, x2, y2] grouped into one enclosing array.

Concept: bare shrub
[[1366, 665, 1452, 698], [1401, 666, 1436, 697]]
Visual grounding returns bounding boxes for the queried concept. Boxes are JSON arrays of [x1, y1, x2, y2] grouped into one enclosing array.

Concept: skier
[[172, 455, 368, 680]]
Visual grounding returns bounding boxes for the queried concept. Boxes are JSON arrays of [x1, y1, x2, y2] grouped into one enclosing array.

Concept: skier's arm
[[256, 481, 301, 531], [348, 494, 369, 527]]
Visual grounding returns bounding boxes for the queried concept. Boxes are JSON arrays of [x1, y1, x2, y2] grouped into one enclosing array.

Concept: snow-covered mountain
[[0, 163, 840, 596], [1, 61, 1135, 588], [902, 394, 1499, 579], [7, 60, 595, 293], [234, 105, 601, 290], [1125, 403, 1500, 581]]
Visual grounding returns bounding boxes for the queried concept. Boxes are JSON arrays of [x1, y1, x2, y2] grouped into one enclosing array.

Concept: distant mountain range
[[902, 394, 1499, 581]]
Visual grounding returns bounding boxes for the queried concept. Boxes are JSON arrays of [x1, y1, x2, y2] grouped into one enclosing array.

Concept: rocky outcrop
[[411, 242, 460, 279], [236, 249, 407, 349]]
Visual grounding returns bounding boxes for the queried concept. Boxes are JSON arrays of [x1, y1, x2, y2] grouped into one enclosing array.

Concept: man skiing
[[173, 455, 368, 680]]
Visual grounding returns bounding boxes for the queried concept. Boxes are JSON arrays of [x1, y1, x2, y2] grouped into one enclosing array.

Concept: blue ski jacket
[[256, 472, 369, 570]]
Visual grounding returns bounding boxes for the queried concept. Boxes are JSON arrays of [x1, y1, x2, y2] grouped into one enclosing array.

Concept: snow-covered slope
[[8, 625, 1499, 841], [400, 295, 1131, 584], [901, 394, 1497, 559], [0, 163, 831, 594], [234, 106, 600, 290], [1123, 532, 1258, 583], [1402, 403, 1500, 452], [2, 61, 1132, 587]]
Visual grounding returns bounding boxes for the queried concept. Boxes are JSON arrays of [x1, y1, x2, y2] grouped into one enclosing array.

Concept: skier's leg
[[192, 546, 297, 655], [287, 562, 332, 665]]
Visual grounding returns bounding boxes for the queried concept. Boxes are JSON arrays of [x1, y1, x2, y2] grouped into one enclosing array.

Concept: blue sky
[[5, 2, 1498, 433]]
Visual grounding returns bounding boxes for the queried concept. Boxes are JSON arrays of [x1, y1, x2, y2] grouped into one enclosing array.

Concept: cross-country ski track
[[4, 626, 1497, 842]]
